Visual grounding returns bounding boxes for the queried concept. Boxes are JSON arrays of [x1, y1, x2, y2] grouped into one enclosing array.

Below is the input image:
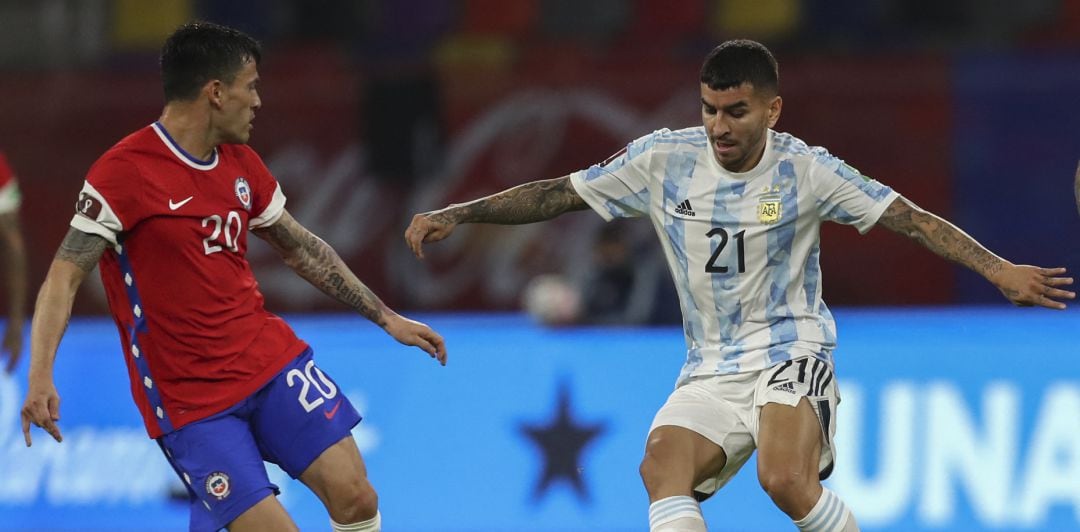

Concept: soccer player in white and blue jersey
[[405, 40, 1074, 531]]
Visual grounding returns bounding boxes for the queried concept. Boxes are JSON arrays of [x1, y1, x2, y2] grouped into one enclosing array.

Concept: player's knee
[[758, 468, 813, 507], [331, 480, 379, 524], [639, 449, 676, 495], [758, 470, 787, 498]]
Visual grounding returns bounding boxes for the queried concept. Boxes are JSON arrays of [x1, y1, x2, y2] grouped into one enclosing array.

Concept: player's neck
[[158, 105, 218, 161]]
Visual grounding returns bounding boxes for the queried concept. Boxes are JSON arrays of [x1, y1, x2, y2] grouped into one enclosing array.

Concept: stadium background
[[0, 1, 1078, 530]]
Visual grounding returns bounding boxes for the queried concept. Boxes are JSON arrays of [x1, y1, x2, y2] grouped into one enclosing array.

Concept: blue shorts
[[157, 348, 362, 532]]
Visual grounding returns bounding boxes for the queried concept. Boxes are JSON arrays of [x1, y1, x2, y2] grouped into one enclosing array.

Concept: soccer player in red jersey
[[0, 152, 27, 373], [20, 22, 445, 532]]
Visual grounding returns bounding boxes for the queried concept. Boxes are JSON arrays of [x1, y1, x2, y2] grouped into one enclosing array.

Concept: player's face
[[700, 82, 781, 173], [218, 60, 261, 144]]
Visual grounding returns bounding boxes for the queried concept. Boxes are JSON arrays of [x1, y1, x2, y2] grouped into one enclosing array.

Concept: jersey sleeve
[[0, 153, 20, 214], [569, 130, 660, 221], [240, 147, 286, 229], [69, 156, 146, 245], [809, 155, 898, 234]]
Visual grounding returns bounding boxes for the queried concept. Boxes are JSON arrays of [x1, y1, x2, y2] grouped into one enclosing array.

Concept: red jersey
[[0, 152, 20, 214], [70, 123, 308, 438]]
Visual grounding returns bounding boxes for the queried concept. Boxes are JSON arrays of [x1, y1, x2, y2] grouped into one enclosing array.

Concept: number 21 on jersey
[[705, 227, 746, 273]]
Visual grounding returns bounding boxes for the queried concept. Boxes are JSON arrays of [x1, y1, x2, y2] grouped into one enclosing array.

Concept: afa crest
[[758, 200, 781, 224], [234, 177, 252, 211]]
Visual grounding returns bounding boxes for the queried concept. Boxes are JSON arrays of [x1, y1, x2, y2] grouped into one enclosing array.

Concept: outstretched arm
[[253, 210, 446, 364], [404, 175, 588, 258], [22, 228, 107, 446], [0, 212, 27, 373], [877, 196, 1074, 309]]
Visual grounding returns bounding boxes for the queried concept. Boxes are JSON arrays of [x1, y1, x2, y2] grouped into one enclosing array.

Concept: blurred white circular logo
[[205, 472, 231, 500]]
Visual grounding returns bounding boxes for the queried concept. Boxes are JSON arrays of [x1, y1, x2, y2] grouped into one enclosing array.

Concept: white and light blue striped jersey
[[570, 127, 898, 386]]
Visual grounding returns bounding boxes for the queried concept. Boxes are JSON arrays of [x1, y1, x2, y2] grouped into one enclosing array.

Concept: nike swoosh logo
[[168, 196, 194, 210], [324, 399, 343, 420]]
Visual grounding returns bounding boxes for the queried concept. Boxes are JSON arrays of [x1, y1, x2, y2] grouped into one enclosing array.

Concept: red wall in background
[[781, 56, 953, 305], [0, 47, 951, 315]]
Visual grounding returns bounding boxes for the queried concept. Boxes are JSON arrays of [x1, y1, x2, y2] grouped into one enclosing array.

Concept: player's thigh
[[646, 375, 757, 496], [297, 434, 373, 508], [753, 356, 839, 481], [228, 494, 297, 532], [644, 425, 727, 484], [158, 408, 286, 532], [756, 398, 822, 480], [250, 348, 363, 479]]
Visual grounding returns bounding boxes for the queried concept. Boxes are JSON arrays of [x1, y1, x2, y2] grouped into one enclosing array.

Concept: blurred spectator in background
[[0, 152, 27, 373], [581, 223, 648, 324], [354, 0, 452, 191], [579, 222, 679, 325], [521, 222, 680, 327]]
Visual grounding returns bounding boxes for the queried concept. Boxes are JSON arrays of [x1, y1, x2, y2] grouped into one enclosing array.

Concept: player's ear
[[206, 80, 224, 109], [767, 96, 782, 127]]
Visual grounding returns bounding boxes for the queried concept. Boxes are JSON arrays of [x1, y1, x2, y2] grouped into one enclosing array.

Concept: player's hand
[[2, 319, 23, 374], [404, 210, 458, 260], [992, 265, 1074, 309], [21, 377, 63, 446], [384, 314, 447, 366]]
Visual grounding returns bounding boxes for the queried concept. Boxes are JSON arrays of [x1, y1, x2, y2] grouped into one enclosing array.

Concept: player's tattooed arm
[[404, 176, 588, 258], [32, 229, 106, 344], [430, 175, 588, 226], [22, 228, 108, 445], [877, 196, 1006, 280], [877, 195, 1073, 309], [54, 228, 108, 272], [254, 210, 391, 326]]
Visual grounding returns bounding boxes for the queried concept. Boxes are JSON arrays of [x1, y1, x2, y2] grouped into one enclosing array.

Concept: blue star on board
[[519, 379, 606, 503]]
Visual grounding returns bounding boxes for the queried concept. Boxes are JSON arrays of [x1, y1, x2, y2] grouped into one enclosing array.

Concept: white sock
[[649, 496, 707, 531], [794, 488, 859, 532], [331, 510, 381, 531]]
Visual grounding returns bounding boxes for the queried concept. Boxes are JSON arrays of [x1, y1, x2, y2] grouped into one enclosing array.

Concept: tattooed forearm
[[323, 270, 389, 320], [54, 228, 107, 273], [432, 176, 588, 226], [255, 213, 390, 326], [877, 196, 1005, 280]]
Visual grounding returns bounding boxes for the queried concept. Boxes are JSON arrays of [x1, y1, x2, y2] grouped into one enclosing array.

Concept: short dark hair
[[699, 40, 778, 95], [160, 21, 262, 102]]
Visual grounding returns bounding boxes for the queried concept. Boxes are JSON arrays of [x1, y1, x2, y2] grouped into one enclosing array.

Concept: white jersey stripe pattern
[[571, 127, 897, 385]]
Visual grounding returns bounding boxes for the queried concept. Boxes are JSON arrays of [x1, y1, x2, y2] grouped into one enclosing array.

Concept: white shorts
[[648, 356, 840, 497]]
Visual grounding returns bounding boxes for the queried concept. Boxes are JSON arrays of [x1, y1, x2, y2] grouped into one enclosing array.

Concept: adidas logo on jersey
[[674, 199, 696, 216], [772, 381, 797, 394]]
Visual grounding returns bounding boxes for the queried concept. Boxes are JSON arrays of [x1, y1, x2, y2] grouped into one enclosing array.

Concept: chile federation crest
[[205, 471, 231, 500], [235, 177, 252, 211]]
